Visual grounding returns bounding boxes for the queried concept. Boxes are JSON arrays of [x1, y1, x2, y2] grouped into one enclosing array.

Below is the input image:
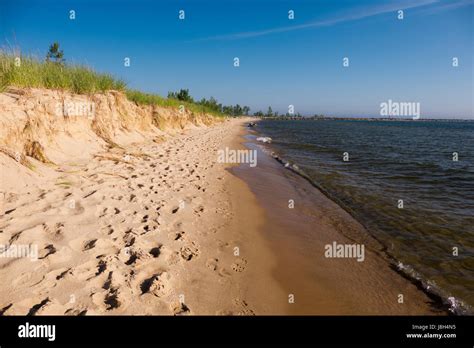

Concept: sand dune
[[0, 88, 282, 315]]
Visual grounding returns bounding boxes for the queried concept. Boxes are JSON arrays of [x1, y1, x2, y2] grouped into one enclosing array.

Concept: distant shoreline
[[254, 116, 474, 122]]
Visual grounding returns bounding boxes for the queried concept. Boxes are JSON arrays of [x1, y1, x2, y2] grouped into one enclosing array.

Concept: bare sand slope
[[0, 88, 284, 315]]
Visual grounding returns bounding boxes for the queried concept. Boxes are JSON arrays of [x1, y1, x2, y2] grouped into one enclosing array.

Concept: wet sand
[[231, 127, 443, 315]]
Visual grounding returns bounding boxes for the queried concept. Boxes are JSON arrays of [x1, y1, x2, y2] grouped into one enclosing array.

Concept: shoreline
[[231, 123, 445, 315], [266, 149, 462, 315]]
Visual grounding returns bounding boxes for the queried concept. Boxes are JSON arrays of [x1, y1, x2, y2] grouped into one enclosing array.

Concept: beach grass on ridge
[[0, 51, 225, 117], [0, 52, 126, 94], [125, 89, 225, 117]]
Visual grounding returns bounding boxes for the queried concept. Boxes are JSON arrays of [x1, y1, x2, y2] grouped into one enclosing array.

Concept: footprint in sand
[[216, 240, 231, 252], [0, 303, 13, 315], [168, 231, 185, 241], [42, 222, 64, 241], [70, 260, 104, 281], [217, 267, 232, 278], [38, 244, 57, 259], [179, 242, 200, 261], [95, 206, 121, 218], [171, 301, 190, 315], [140, 223, 158, 234], [206, 258, 219, 271], [64, 308, 87, 316], [232, 299, 255, 316], [120, 248, 149, 266], [140, 272, 171, 297], [99, 224, 114, 236], [83, 239, 97, 251], [231, 258, 248, 273], [149, 245, 162, 258], [166, 251, 181, 265], [51, 267, 71, 281], [27, 298, 51, 316], [123, 234, 136, 247], [193, 205, 205, 217], [103, 288, 121, 310]]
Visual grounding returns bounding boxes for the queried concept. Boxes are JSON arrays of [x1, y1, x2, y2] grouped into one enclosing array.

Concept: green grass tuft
[[0, 51, 126, 94]]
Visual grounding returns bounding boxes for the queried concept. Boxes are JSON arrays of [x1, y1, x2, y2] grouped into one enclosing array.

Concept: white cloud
[[194, 0, 444, 42]]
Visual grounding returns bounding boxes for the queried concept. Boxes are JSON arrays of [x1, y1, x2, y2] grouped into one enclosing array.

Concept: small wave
[[256, 136, 272, 143], [396, 262, 473, 315]]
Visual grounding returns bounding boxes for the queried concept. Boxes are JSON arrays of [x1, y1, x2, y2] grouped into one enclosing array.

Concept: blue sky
[[0, 0, 473, 118]]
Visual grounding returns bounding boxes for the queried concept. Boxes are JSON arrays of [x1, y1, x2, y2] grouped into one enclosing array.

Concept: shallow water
[[257, 119, 474, 313]]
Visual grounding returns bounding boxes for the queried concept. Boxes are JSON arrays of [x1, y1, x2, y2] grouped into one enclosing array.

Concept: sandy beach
[[0, 88, 443, 315], [0, 88, 289, 315]]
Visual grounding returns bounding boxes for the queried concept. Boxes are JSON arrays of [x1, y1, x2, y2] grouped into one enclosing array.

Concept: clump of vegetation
[[167, 88, 251, 117], [0, 44, 253, 118], [45, 42, 65, 64], [0, 45, 126, 94], [167, 88, 193, 103], [253, 106, 277, 117], [126, 89, 225, 117]]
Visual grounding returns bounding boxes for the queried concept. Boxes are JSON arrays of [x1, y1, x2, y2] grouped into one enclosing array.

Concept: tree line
[[167, 90, 314, 118], [167, 89, 250, 117]]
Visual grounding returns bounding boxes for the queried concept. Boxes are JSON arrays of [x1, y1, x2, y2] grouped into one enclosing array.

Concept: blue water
[[257, 119, 474, 313]]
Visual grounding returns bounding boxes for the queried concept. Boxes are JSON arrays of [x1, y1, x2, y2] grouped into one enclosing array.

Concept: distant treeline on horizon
[[254, 115, 474, 121]]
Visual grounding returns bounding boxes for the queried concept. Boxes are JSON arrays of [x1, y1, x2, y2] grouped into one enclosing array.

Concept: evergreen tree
[[266, 106, 273, 117], [46, 42, 64, 64]]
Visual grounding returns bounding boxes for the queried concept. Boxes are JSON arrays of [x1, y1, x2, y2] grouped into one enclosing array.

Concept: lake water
[[257, 119, 474, 314]]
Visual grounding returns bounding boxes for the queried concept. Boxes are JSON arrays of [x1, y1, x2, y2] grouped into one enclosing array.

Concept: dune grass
[[0, 52, 126, 94], [125, 89, 224, 117], [0, 51, 224, 117]]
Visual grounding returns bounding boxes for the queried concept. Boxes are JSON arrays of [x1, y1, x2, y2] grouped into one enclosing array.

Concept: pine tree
[[266, 106, 273, 117], [46, 42, 64, 64]]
